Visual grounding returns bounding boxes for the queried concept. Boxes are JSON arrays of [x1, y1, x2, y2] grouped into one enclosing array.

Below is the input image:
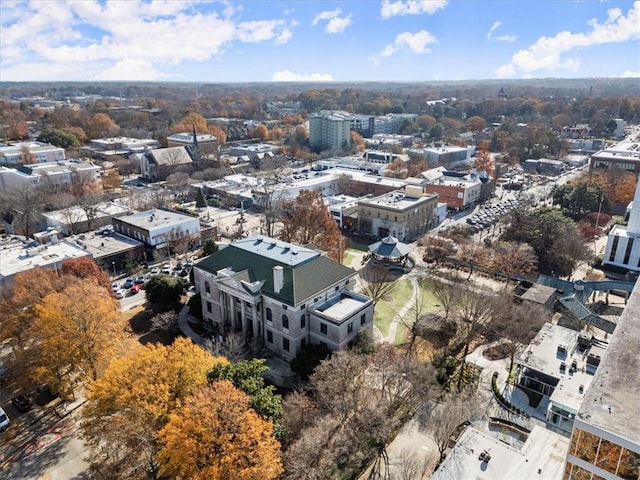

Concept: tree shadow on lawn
[[128, 307, 177, 346]]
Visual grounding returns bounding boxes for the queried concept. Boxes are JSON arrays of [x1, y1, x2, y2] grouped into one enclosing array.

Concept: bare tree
[[393, 447, 431, 480], [454, 285, 493, 390], [203, 332, 249, 363], [427, 273, 459, 319], [0, 187, 44, 237], [150, 311, 178, 334], [78, 191, 105, 232], [359, 265, 397, 304], [419, 398, 474, 464]]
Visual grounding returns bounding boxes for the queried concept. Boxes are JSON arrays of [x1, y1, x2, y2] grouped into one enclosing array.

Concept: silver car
[[0, 407, 10, 431]]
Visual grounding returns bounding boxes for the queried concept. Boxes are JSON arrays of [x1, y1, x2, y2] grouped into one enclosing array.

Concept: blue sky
[[1, 0, 639, 82]]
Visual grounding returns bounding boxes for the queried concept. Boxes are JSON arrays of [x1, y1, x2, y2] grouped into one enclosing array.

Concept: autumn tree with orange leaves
[[474, 142, 494, 179], [29, 279, 124, 397], [0, 269, 64, 348], [278, 190, 344, 262], [81, 338, 227, 480], [158, 380, 283, 480]]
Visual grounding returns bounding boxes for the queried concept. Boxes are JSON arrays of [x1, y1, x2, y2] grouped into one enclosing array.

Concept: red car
[[130, 283, 142, 294]]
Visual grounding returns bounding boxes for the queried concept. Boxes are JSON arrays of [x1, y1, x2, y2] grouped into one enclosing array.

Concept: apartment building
[[0, 141, 65, 166], [0, 160, 102, 192], [309, 111, 353, 151]]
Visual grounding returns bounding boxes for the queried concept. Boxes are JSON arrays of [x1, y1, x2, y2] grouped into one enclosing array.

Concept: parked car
[[122, 278, 134, 289], [174, 262, 183, 271], [0, 407, 10, 431], [150, 267, 160, 275], [11, 394, 32, 413], [130, 283, 142, 294], [111, 282, 121, 292], [161, 264, 172, 274], [114, 289, 126, 299], [134, 275, 146, 285]]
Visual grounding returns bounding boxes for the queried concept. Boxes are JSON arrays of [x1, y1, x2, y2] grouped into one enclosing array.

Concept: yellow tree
[[158, 380, 283, 480], [30, 279, 123, 396], [0, 269, 63, 348], [278, 189, 345, 262], [252, 124, 270, 141], [82, 338, 227, 480]]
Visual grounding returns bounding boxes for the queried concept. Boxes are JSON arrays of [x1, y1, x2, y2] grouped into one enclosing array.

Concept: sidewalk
[[178, 303, 207, 347]]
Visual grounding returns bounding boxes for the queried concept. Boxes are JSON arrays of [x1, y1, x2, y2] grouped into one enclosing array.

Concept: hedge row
[[491, 372, 530, 418]]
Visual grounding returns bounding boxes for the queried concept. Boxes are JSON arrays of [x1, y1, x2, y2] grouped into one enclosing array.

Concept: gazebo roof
[[368, 236, 412, 258]]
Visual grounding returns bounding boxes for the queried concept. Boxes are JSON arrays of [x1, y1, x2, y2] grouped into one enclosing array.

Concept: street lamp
[[112, 261, 116, 276]]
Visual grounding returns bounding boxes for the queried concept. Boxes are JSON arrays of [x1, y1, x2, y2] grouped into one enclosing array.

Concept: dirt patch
[[483, 343, 512, 361]]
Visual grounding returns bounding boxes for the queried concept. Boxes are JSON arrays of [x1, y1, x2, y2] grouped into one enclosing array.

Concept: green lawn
[[342, 251, 357, 266], [347, 239, 370, 252], [393, 282, 440, 346], [373, 279, 413, 338]]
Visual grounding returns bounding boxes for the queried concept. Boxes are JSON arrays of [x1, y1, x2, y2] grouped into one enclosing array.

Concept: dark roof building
[[194, 235, 373, 361]]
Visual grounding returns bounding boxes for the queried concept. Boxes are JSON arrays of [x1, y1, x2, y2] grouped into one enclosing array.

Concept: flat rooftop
[[519, 323, 607, 412], [0, 237, 90, 281], [431, 425, 569, 480], [592, 140, 640, 162], [577, 280, 640, 446], [359, 190, 436, 211], [116, 209, 198, 230], [315, 292, 370, 323], [64, 231, 143, 260]]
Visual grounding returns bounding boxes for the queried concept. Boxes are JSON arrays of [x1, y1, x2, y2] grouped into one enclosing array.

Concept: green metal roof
[[196, 238, 356, 305]]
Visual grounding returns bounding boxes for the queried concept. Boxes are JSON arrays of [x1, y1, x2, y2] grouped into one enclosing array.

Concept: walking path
[[383, 275, 419, 344]]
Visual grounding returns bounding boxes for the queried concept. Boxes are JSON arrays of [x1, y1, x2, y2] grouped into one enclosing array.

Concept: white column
[[251, 304, 259, 338], [228, 294, 235, 330], [218, 291, 225, 321], [240, 301, 247, 335]]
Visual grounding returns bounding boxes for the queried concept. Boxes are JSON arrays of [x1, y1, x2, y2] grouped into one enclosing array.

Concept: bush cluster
[[491, 372, 530, 418]]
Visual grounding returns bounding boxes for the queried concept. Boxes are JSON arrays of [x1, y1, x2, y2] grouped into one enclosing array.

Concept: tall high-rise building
[[309, 111, 353, 151], [562, 281, 640, 480], [602, 180, 640, 274]]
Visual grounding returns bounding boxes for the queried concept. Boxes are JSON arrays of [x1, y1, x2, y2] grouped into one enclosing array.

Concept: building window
[[282, 304, 288, 310], [609, 235, 620, 261], [267, 330, 273, 343], [320, 323, 327, 335], [623, 238, 634, 265], [266, 308, 272, 321], [335, 286, 339, 291], [348, 322, 353, 334], [282, 315, 289, 329], [205, 281, 210, 293], [300, 304, 306, 310], [301, 315, 306, 328], [206, 301, 212, 313], [361, 314, 366, 325], [283, 338, 290, 351]]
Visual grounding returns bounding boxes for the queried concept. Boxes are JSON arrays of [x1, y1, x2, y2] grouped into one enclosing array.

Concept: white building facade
[[193, 236, 374, 362]]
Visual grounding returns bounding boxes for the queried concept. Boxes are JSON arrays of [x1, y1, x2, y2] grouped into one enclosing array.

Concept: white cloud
[[95, 59, 170, 81], [613, 70, 640, 78], [380, 30, 437, 56], [497, 0, 640, 76], [311, 8, 352, 34], [380, 0, 447, 19], [272, 70, 335, 81], [495, 63, 515, 78], [487, 21, 517, 42], [0, 0, 295, 81]]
